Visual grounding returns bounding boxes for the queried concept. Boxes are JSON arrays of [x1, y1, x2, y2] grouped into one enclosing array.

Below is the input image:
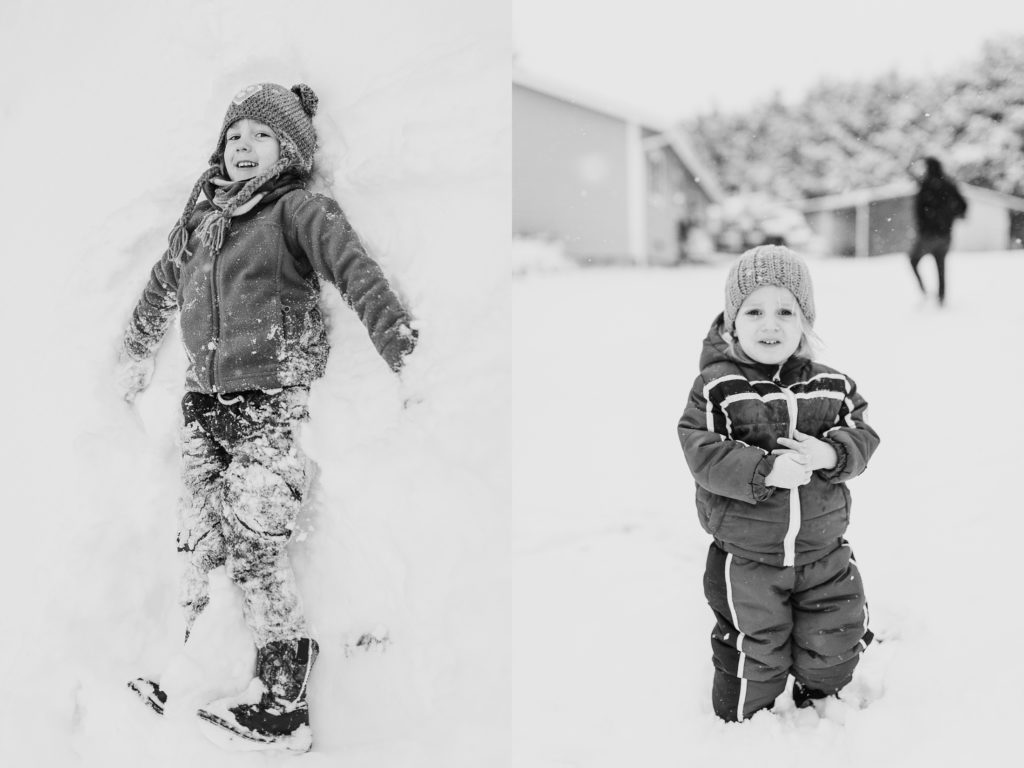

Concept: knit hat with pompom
[[165, 83, 319, 265], [210, 82, 319, 173], [723, 245, 816, 331]]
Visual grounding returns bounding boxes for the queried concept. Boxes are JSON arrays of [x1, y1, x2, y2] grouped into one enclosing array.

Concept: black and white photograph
[[1, 1, 510, 764], [509, 1, 1024, 765], [2, 0, 1023, 765]]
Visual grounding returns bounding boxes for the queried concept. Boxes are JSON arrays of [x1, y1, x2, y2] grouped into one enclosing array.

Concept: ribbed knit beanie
[[723, 245, 816, 330], [164, 83, 319, 265], [210, 83, 319, 173]]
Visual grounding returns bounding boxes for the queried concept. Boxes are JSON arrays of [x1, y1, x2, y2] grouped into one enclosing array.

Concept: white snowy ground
[[3, 4, 1022, 767], [1, 1, 510, 766], [503, 250, 1024, 767]]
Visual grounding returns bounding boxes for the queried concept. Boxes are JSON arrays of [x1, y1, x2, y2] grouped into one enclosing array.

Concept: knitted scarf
[[166, 155, 297, 265]]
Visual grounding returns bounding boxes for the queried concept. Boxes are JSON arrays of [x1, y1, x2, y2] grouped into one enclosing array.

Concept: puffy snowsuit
[[677, 315, 879, 721], [124, 176, 416, 646]]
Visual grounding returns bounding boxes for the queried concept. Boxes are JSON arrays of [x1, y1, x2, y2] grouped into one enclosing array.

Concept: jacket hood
[[698, 312, 808, 380]]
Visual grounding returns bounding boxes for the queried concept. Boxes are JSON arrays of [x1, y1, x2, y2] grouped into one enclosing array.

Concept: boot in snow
[[127, 678, 168, 715], [793, 680, 833, 709], [197, 637, 318, 752]]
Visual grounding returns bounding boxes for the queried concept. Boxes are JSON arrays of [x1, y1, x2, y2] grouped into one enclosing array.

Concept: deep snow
[[503, 250, 1024, 767], [2, 1, 509, 766], [3, 2, 1023, 767]]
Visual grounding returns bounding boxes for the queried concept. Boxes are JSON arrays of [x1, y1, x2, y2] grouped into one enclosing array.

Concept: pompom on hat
[[723, 245, 816, 330], [164, 83, 320, 265]]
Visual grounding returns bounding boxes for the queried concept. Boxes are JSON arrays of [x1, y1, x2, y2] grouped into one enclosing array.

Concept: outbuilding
[[513, 70, 723, 265], [797, 181, 1024, 257]]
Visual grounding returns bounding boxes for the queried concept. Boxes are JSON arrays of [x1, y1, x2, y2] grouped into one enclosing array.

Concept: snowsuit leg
[[791, 543, 870, 695], [178, 396, 230, 638], [178, 388, 312, 648], [703, 544, 792, 722], [218, 388, 311, 648]]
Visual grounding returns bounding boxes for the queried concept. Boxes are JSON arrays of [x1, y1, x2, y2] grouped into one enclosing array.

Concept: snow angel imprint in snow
[[676, 244, 880, 723], [117, 81, 420, 753]]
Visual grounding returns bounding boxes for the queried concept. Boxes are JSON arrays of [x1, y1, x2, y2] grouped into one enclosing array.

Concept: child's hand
[[775, 430, 838, 471], [115, 351, 155, 404], [765, 451, 812, 489]]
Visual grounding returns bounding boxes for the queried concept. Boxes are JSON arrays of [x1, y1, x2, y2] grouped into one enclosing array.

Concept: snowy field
[[4, 3, 1023, 767], [1, 1, 511, 766], [503, 250, 1024, 767]]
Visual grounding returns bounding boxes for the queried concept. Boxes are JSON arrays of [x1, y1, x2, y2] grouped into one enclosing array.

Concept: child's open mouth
[[236, 161, 257, 168]]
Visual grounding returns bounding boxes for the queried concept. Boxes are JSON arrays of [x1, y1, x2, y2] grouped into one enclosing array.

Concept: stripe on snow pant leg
[[848, 546, 874, 650], [724, 553, 748, 722]]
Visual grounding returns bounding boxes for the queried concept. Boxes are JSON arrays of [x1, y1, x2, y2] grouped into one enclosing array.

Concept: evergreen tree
[[685, 35, 1024, 201]]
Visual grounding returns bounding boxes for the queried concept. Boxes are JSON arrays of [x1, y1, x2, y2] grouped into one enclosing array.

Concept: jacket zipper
[[776, 365, 801, 567], [209, 247, 222, 391]]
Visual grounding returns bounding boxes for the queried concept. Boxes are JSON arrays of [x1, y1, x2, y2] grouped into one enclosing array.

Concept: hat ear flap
[[291, 84, 318, 118]]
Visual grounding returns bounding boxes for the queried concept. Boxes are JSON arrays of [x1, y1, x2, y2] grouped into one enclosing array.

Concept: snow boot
[[127, 677, 168, 715], [792, 680, 833, 709], [197, 637, 318, 752]]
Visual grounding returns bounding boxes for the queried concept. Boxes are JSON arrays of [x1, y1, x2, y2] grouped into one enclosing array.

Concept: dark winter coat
[[125, 182, 416, 394], [915, 160, 967, 237], [677, 315, 879, 567]]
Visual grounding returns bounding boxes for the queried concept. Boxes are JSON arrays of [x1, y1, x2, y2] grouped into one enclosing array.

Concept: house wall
[[806, 187, 1022, 257], [644, 141, 715, 265], [954, 197, 1010, 252], [868, 198, 914, 256], [645, 145, 684, 265], [874, 192, 1015, 253], [513, 85, 633, 262], [806, 207, 857, 256]]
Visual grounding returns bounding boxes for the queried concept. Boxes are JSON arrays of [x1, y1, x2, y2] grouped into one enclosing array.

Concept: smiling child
[[676, 245, 879, 722], [118, 82, 418, 752]]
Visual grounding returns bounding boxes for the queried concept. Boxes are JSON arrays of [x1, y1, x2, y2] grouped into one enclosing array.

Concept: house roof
[[513, 67, 724, 202], [796, 180, 1024, 213]]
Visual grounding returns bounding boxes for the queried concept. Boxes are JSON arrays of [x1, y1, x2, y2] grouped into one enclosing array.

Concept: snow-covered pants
[[703, 542, 871, 722], [177, 387, 311, 648]]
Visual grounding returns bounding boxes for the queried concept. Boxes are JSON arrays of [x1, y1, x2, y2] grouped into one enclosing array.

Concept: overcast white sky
[[513, 0, 1024, 121]]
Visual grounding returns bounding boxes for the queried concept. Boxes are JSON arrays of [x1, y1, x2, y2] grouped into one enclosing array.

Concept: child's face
[[733, 285, 804, 365], [223, 119, 280, 181]]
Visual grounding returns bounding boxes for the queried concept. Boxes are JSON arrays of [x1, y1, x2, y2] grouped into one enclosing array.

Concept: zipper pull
[[773, 365, 783, 384]]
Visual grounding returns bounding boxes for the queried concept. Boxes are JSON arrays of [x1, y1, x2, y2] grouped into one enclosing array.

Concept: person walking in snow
[[116, 82, 418, 752], [677, 245, 879, 723], [907, 156, 967, 306]]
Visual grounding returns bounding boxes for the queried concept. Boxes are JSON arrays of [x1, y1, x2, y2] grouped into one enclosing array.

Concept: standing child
[[117, 82, 418, 751], [676, 245, 878, 723]]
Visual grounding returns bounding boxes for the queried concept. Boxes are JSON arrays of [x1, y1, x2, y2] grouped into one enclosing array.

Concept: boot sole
[[197, 708, 312, 753]]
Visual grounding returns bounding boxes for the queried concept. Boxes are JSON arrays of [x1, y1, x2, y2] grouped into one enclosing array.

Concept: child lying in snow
[[117, 82, 418, 752]]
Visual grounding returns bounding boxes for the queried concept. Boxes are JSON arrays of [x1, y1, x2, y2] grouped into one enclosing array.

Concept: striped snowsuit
[[678, 315, 880, 721]]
